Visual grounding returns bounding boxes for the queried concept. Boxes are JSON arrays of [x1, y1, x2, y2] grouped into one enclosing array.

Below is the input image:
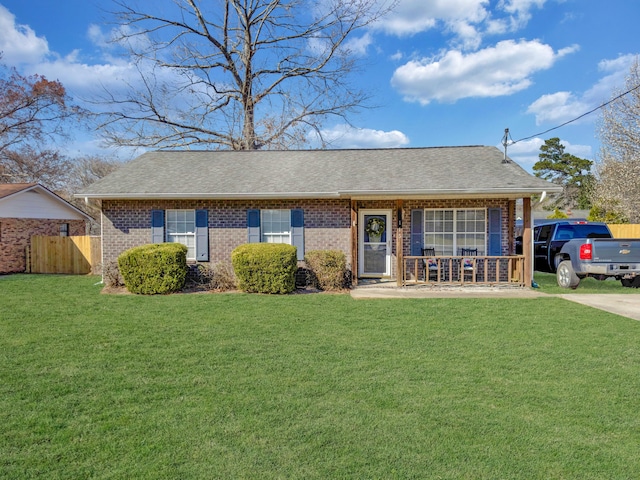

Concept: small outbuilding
[[0, 183, 92, 274]]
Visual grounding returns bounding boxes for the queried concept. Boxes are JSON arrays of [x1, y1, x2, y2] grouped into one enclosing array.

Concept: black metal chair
[[422, 247, 438, 281], [460, 248, 478, 282]]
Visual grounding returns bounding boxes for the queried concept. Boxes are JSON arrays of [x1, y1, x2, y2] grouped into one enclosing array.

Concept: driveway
[[557, 294, 640, 321]]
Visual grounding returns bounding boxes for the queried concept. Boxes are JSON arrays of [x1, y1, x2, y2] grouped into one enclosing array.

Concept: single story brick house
[[79, 146, 561, 286], [1, 183, 92, 274]]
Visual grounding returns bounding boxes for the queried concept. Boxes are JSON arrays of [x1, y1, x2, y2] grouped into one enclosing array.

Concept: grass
[[1, 274, 640, 479], [534, 271, 640, 294]]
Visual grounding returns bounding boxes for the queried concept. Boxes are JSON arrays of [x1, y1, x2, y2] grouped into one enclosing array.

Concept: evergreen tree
[[533, 137, 593, 210]]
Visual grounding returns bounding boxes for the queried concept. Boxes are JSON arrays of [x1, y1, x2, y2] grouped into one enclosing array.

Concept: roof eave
[[78, 186, 560, 201], [76, 192, 343, 201]]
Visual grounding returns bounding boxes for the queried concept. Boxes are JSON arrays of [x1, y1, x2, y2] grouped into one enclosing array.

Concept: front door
[[359, 210, 392, 277]]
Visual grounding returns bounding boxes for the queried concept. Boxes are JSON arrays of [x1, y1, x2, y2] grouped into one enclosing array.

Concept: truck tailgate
[[593, 238, 640, 262]]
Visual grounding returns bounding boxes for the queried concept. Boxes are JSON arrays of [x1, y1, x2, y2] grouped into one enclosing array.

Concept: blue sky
[[0, 0, 638, 172]]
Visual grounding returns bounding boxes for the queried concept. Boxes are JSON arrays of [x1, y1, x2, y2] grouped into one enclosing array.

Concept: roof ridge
[[148, 145, 489, 154]]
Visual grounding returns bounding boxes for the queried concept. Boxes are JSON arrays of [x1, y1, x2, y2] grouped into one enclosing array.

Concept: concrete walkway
[[350, 281, 547, 299], [351, 283, 548, 298], [351, 281, 640, 321]]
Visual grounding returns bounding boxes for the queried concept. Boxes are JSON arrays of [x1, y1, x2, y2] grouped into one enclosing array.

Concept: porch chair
[[422, 247, 438, 281], [460, 248, 478, 282]]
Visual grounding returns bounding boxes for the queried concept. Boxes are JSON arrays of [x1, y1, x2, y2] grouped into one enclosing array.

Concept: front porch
[[349, 198, 535, 288]]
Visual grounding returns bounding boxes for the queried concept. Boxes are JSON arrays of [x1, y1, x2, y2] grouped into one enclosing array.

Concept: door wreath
[[366, 217, 386, 242]]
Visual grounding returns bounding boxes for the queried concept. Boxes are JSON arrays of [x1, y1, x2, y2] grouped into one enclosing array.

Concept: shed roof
[[0, 183, 38, 199], [79, 146, 561, 200], [1, 183, 93, 221]]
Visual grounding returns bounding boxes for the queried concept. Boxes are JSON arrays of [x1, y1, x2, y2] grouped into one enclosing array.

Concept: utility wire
[[509, 82, 640, 145]]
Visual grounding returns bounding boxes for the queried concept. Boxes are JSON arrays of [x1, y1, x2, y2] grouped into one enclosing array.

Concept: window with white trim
[[424, 209, 486, 255], [261, 209, 291, 244], [166, 209, 196, 259]]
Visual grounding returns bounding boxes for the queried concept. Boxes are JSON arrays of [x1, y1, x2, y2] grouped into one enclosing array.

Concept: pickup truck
[[556, 237, 640, 289], [534, 220, 612, 273]]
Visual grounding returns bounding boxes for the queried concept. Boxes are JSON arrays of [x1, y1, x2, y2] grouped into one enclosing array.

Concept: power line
[[510, 82, 640, 145]]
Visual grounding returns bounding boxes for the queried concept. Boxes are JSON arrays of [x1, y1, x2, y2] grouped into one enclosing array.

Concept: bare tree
[[64, 155, 123, 221], [96, 0, 395, 150], [0, 147, 72, 190], [592, 59, 640, 222], [0, 61, 85, 186]]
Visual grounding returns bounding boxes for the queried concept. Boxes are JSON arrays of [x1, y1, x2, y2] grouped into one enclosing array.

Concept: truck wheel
[[557, 261, 580, 289], [621, 277, 640, 288]]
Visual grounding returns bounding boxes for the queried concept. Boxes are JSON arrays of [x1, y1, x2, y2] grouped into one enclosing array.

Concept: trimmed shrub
[[232, 243, 297, 294], [305, 250, 348, 291], [118, 243, 188, 295]]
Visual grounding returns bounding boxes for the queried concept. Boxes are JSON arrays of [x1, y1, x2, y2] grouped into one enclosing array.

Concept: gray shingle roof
[[79, 146, 561, 199]]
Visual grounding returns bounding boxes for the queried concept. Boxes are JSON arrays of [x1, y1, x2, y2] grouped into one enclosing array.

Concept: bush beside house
[[305, 250, 348, 291], [118, 243, 188, 295], [232, 243, 297, 294]]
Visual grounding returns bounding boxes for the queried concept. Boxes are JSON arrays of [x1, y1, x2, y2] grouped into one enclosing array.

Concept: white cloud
[[344, 32, 374, 56], [0, 4, 49, 64], [309, 124, 410, 149], [497, 0, 547, 29], [87, 24, 111, 49], [374, 0, 550, 50], [526, 91, 590, 125], [376, 0, 488, 36], [527, 53, 637, 125], [27, 57, 136, 94], [391, 39, 574, 104]]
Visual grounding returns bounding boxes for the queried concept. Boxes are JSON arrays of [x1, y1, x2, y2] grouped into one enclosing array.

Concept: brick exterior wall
[[101, 199, 353, 268], [0, 218, 86, 274], [101, 198, 514, 279]]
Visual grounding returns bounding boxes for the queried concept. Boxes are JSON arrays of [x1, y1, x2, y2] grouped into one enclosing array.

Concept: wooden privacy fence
[[27, 236, 101, 274], [608, 224, 640, 238]]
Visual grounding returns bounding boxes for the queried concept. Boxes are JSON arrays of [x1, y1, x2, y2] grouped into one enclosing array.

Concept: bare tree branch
[[592, 59, 640, 222], [93, 0, 396, 150]]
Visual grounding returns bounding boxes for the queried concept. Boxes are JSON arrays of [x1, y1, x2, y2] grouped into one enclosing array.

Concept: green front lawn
[[1, 275, 640, 479]]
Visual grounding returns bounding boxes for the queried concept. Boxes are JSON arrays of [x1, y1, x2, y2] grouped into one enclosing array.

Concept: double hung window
[[261, 209, 291, 244], [247, 208, 305, 261], [166, 209, 196, 259]]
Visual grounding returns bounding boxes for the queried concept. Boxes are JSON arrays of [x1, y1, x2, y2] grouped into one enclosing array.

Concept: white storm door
[[359, 210, 392, 277]]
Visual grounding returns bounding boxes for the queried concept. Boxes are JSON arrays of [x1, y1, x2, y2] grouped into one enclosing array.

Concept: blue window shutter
[[195, 209, 209, 261], [247, 209, 261, 243], [290, 209, 304, 261], [151, 210, 164, 244], [488, 208, 502, 256], [411, 209, 424, 256]]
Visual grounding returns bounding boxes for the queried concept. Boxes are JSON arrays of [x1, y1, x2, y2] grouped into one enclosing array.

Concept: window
[[166, 210, 196, 259], [247, 208, 305, 261], [60, 223, 69, 237], [424, 209, 486, 255], [261, 209, 291, 244]]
